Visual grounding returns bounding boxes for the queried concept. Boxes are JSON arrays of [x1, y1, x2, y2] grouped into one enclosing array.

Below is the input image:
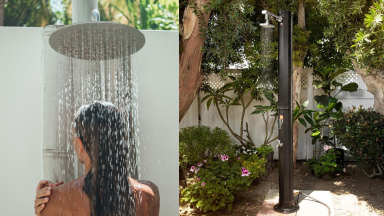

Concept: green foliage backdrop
[[4, 0, 178, 30]]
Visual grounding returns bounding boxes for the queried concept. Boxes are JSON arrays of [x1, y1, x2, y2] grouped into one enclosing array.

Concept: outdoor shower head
[[260, 19, 275, 28], [48, 9, 145, 60], [260, 10, 283, 28]]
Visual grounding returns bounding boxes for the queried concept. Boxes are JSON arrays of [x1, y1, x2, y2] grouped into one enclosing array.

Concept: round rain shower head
[[49, 22, 145, 60], [260, 20, 275, 28]]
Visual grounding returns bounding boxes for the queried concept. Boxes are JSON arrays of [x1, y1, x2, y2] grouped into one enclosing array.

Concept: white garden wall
[[180, 68, 374, 160]]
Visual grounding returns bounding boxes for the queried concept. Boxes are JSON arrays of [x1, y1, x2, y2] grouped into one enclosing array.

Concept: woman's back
[[41, 176, 159, 216]]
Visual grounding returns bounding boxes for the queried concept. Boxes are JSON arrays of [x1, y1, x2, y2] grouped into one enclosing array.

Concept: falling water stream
[[260, 27, 276, 90], [46, 22, 142, 214]]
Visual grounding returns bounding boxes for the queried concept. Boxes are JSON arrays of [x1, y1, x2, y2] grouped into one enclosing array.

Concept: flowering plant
[[239, 154, 267, 179], [181, 157, 255, 212]]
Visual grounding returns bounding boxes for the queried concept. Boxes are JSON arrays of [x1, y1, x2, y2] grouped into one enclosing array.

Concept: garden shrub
[[255, 144, 274, 158], [305, 147, 342, 177], [181, 154, 266, 212], [179, 125, 237, 168], [235, 143, 274, 158], [239, 154, 266, 179], [334, 106, 384, 167]]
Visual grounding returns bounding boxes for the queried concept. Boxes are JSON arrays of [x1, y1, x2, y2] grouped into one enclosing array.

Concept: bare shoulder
[[41, 175, 90, 216], [138, 180, 159, 199], [128, 178, 160, 216]]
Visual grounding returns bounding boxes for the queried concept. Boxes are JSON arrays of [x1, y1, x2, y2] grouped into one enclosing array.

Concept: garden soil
[[179, 161, 384, 216]]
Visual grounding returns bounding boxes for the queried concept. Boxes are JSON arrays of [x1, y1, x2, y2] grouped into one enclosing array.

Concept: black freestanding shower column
[[273, 10, 300, 214]]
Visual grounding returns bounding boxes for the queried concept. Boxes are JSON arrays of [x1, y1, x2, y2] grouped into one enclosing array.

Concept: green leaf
[[332, 81, 343, 88], [312, 136, 318, 144], [207, 98, 213, 110], [317, 104, 326, 109], [293, 106, 300, 117], [304, 115, 315, 126], [341, 83, 358, 92], [311, 130, 321, 137], [264, 91, 275, 104], [314, 112, 319, 122], [228, 76, 236, 81], [314, 95, 329, 106], [201, 94, 211, 103], [301, 100, 309, 109], [335, 102, 343, 111], [313, 80, 324, 88], [330, 111, 343, 119], [330, 68, 348, 79], [298, 118, 307, 127]]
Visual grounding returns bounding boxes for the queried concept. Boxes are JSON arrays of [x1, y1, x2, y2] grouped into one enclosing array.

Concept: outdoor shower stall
[[261, 9, 299, 213], [0, 23, 178, 216]]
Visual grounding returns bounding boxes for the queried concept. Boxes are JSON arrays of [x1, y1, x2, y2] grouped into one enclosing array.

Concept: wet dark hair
[[74, 101, 135, 216]]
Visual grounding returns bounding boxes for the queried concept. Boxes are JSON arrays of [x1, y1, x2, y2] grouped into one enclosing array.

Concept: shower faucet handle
[[276, 140, 283, 149], [278, 115, 284, 129]]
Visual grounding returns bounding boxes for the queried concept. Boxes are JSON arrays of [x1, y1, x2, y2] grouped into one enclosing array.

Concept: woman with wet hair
[[35, 101, 160, 216]]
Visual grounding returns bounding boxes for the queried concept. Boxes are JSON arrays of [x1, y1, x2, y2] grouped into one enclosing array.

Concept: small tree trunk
[[179, 0, 211, 122], [292, 0, 305, 168], [292, 65, 303, 168], [352, 60, 384, 115], [0, 0, 5, 26]]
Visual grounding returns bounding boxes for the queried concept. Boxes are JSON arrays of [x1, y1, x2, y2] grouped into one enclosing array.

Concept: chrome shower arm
[[262, 10, 283, 22]]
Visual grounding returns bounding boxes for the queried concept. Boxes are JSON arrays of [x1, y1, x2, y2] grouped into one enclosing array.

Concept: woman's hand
[[34, 180, 64, 216]]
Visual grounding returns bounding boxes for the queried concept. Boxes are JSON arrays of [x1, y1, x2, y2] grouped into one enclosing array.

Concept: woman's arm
[[138, 180, 160, 216], [34, 180, 64, 216], [41, 176, 90, 216]]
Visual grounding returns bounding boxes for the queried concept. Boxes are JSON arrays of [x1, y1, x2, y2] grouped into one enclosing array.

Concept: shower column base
[[257, 189, 334, 216]]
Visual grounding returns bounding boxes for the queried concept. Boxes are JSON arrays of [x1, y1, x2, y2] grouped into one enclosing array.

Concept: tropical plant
[[201, 70, 312, 148], [200, 71, 264, 147], [108, 0, 178, 30], [352, 1, 384, 71], [3, 0, 56, 27], [301, 67, 358, 152], [179, 125, 236, 168], [317, 0, 384, 116], [334, 106, 384, 178], [193, 0, 257, 76]]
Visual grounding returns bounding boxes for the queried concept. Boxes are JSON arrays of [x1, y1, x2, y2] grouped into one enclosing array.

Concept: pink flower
[[246, 202, 250, 205], [194, 168, 200, 173], [242, 168, 251, 177], [197, 163, 203, 167], [204, 160, 207, 163], [237, 157, 241, 160], [201, 182, 206, 188], [190, 166, 196, 172], [323, 145, 329, 151], [197, 177, 201, 181], [241, 167, 247, 171], [221, 154, 229, 161]]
